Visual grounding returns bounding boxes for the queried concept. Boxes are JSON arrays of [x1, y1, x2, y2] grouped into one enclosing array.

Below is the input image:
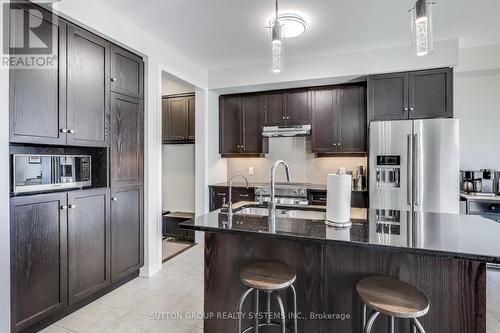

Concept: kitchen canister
[[325, 168, 352, 227]]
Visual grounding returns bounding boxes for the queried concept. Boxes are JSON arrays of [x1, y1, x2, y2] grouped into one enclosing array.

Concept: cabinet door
[[111, 93, 144, 187], [9, 4, 67, 145], [312, 89, 336, 153], [219, 96, 242, 154], [337, 85, 367, 153], [409, 68, 453, 119], [10, 193, 68, 332], [111, 45, 144, 99], [66, 25, 110, 147], [242, 95, 263, 153], [165, 97, 189, 141], [67, 189, 110, 305], [187, 96, 196, 140], [368, 73, 409, 121], [210, 186, 229, 211], [286, 90, 310, 125], [264, 92, 286, 126], [111, 186, 143, 282]]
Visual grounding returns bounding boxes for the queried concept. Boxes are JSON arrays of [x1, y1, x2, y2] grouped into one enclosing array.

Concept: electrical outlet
[[248, 167, 254, 175]]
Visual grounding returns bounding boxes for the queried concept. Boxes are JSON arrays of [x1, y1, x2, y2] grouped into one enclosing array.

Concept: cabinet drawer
[[469, 201, 500, 214]]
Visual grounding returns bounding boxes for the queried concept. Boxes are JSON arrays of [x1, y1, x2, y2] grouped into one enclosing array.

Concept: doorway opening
[[160, 71, 197, 262]]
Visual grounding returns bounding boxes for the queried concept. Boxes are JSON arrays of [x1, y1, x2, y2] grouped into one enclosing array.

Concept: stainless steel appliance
[[255, 182, 309, 205], [262, 125, 311, 137], [369, 119, 460, 214], [13, 154, 91, 194]]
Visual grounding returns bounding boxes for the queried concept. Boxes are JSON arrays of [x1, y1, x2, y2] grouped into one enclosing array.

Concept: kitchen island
[[180, 204, 500, 333]]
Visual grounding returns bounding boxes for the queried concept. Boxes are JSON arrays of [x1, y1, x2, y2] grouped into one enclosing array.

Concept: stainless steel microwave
[[13, 154, 91, 194]]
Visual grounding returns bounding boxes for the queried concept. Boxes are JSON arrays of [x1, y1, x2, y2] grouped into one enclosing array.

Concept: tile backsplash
[[226, 137, 367, 184]]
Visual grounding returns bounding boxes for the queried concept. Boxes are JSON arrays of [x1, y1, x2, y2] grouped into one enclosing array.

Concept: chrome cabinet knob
[[282, 116, 286, 120], [111, 197, 118, 201], [61, 205, 68, 210], [111, 78, 117, 82], [69, 204, 76, 209], [68, 129, 75, 134], [404, 107, 409, 111], [60, 128, 68, 133], [409, 107, 414, 111]]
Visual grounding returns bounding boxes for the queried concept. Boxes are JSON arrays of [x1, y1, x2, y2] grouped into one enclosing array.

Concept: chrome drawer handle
[[239, 194, 249, 197], [217, 193, 227, 196]]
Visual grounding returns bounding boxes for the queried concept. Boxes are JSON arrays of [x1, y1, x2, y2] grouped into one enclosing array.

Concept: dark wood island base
[[203, 232, 486, 333]]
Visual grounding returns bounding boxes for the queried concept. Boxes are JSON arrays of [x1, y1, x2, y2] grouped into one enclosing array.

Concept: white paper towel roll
[[326, 172, 352, 224]]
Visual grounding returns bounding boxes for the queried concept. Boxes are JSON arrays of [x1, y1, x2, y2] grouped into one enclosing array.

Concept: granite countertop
[[461, 192, 500, 202], [180, 203, 500, 264], [210, 182, 367, 192]]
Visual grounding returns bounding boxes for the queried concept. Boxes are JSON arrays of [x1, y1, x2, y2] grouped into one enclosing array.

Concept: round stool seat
[[240, 261, 296, 290], [357, 276, 430, 319]]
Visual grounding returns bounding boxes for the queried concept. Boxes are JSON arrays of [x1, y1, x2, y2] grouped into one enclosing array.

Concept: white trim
[[139, 262, 162, 278]]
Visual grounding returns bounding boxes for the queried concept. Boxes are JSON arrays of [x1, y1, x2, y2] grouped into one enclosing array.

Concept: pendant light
[[270, 0, 283, 73], [410, 0, 434, 57]]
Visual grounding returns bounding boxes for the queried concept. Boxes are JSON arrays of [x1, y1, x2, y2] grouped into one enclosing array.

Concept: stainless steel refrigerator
[[369, 119, 460, 214]]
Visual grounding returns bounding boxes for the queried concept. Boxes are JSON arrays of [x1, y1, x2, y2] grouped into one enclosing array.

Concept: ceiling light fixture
[[269, 0, 283, 73], [268, 13, 308, 39], [409, 0, 434, 57]]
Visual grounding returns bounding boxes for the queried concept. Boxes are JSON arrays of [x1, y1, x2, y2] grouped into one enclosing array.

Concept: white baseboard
[[139, 262, 162, 277]]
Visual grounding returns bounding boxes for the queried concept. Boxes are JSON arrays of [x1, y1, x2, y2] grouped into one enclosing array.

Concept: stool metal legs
[[237, 286, 297, 333], [361, 302, 426, 333]]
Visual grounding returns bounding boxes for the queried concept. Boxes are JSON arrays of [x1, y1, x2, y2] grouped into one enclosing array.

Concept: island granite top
[[180, 203, 500, 264]]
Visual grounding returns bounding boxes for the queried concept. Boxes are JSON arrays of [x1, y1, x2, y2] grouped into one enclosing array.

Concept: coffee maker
[[461, 170, 497, 195]]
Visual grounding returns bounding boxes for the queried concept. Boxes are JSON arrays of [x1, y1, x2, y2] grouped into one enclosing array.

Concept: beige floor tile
[[488, 310, 500, 333], [146, 320, 194, 333], [95, 284, 161, 311], [57, 302, 128, 333], [39, 325, 78, 333], [159, 274, 200, 297], [128, 292, 186, 316], [102, 311, 157, 333], [170, 298, 204, 327], [162, 262, 196, 277]]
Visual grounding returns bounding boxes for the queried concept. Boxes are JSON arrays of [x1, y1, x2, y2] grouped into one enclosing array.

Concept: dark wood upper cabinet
[[241, 94, 263, 154], [219, 94, 263, 155], [368, 68, 453, 122], [286, 90, 311, 125], [10, 193, 68, 332], [263, 91, 286, 126], [111, 93, 144, 187], [66, 25, 110, 147], [219, 95, 243, 154], [409, 68, 453, 119], [187, 96, 196, 140], [311, 88, 336, 153], [337, 85, 367, 153], [9, 4, 67, 145], [162, 94, 195, 144], [111, 45, 144, 99], [264, 90, 311, 126], [368, 73, 408, 121], [111, 185, 144, 282], [312, 85, 367, 154], [67, 188, 110, 305]]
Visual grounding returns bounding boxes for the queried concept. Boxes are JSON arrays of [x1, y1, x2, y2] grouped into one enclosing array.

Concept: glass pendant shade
[[410, 0, 434, 57], [271, 20, 283, 73]]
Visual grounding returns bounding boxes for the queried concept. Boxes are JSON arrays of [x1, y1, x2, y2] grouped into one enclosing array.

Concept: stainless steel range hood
[[262, 125, 311, 137]]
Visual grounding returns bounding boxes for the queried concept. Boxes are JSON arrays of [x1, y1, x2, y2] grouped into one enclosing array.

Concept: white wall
[[48, 0, 209, 277], [207, 90, 227, 185], [0, 1, 11, 330], [162, 145, 195, 213]]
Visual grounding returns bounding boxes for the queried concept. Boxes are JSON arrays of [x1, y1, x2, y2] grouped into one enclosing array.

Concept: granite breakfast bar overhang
[[180, 205, 500, 333]]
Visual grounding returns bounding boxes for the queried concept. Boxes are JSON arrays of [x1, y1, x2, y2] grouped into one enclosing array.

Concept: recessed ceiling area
[[97, 0, 500, 70]]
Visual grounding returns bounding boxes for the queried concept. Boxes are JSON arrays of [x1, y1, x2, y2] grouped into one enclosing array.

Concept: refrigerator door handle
[[413, 133, 420, 206], [407, 134, 412, 206]]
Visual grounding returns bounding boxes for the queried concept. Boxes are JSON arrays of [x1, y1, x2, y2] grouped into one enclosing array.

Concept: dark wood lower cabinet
[[10, 193, 68, 333], [111, 186, 144, 282], [67, 189, 111, 305]]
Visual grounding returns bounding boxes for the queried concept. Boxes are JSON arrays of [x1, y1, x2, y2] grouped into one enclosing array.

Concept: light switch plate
[[248, 167, 254, 175]]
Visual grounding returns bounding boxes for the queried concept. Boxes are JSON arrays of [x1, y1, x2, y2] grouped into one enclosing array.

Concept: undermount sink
[[234, 207, 325, 221]]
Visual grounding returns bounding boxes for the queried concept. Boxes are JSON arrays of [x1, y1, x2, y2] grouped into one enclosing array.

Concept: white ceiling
[[98, 0, 500, 70]]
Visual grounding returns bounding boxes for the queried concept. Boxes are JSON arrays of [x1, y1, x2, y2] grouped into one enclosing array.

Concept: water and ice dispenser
[[375, 156, 401, 188]]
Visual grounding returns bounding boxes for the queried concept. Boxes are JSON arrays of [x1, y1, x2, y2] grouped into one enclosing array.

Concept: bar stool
[[237, 261, 298, 333], [356, 276, 429, 333]]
